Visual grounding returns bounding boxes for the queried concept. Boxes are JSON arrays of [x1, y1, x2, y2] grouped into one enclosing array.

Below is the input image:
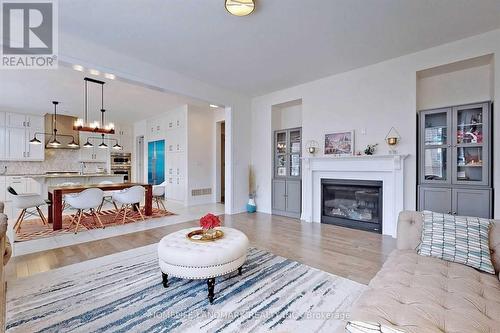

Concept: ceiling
[[58, 0, 500, 96], [0, 66, 209, 124]]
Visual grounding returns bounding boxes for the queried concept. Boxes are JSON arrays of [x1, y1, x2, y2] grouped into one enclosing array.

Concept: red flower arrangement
[[200, 213, 221, 230]]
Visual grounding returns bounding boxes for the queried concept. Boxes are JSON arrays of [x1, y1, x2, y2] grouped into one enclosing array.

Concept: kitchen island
[[29, 173, 125, 199]]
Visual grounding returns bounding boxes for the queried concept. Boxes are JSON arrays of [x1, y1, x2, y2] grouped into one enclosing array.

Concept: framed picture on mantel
[[324, 130, 354, 156]]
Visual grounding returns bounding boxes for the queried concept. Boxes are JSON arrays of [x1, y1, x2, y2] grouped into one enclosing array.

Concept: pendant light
[[98, 134, 108, 149], [225, 0, 255, 16], [47, 101, 62, 147], [112, 142, 122, 150], [74, 77, 115, 134], [67, 138, 80, 148], [29, 101, 80, 148], [83, 139, 93, 148], [29, 135, 42, 145]]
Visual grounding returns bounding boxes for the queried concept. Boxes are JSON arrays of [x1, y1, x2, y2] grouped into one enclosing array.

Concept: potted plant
[[247, 165, 257, 213]]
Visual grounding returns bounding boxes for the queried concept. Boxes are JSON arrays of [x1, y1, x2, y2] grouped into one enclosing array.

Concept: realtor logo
[[1, 0, 58, 69]]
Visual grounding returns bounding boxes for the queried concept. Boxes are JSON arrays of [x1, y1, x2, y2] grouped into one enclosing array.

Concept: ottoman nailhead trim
[[159, 256, 244, 269]]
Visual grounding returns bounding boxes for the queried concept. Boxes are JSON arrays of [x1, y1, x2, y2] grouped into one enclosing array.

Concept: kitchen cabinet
[[6, 113, 28, 128], [418, 102, 492, 218], [0, 113, 45, 161], [6, 128, 26, 160], [166, 176, 185, 202], [78, 133, 109, 162], [113, 124, 133, 153], [147, 117, 165, 141], [0, 128, 5, 160]]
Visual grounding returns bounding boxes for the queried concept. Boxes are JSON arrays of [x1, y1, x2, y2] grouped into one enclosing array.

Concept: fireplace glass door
[[322, 179, 382, 233]]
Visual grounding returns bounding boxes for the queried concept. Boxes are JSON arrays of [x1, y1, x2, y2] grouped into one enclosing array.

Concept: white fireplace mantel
[[301, 154, 408, 237]]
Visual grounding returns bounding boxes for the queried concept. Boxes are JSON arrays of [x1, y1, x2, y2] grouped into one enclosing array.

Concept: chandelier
[[74, 77, 115, 134]]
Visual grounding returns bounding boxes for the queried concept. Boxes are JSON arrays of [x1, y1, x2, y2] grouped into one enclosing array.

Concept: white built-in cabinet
[[112, 124, 133, 153], [78, 132, 109, 163], [0, 111, 45, 161], [146, 108, 187, 203]]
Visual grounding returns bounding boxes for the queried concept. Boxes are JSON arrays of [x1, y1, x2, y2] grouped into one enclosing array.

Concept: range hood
[[44, 114, 80, 149]]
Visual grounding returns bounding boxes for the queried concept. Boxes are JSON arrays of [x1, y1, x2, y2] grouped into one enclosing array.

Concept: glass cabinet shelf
[[274, 127, 302, 178], [419, 102, 490, 186]]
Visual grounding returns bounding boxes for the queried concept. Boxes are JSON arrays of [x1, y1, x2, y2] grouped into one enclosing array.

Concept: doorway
[[221, 122, 225, 203], [215, 120, 226, 204]]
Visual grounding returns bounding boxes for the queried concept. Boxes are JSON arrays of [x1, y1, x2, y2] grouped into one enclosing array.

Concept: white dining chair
[[65, 188, 105, 234], [97, 180, 119, 213], [8, 186, 48, 232], [152, 181, 167, 211], [57, 182, 81, 212], [112, 186, 145, 224]]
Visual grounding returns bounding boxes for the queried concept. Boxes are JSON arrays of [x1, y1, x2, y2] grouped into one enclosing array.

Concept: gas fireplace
[[321, 179, 382, 233]]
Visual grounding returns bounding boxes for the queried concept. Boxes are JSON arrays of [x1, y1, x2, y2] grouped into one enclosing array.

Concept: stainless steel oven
[[111, 166, 131, 183], [111, 152, 131, 166]]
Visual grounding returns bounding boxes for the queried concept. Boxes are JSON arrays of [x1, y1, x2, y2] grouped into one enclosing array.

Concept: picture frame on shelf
[[324, 130, 354, 156]]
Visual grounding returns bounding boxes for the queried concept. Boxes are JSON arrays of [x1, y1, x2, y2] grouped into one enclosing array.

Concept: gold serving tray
[[186, 229, 224, 242]]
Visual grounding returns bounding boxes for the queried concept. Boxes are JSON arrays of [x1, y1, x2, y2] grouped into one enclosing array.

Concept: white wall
[[417, 60, 493, 110], [272, 104, 303, 131], [59, 32, 251, 214], [251, 29, 500, 217], [187, 105, 215, 205]]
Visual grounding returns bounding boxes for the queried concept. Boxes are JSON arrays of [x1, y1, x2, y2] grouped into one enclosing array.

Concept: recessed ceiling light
[[209, 104, 220, 108], [72, 64, 84, 71], [225, 0, 255, 17], [104, 73, 116, 80], [89, 69, 100, 76]]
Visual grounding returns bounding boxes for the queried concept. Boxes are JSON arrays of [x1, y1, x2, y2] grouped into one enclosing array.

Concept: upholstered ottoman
[[157, 227, 249, 303]]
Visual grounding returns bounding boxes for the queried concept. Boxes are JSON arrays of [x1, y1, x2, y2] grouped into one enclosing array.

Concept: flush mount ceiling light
[[225, 0, 255, 16]]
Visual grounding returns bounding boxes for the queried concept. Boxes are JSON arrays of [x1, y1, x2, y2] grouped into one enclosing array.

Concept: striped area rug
[[15, 208, 175, 242], [6, 245, 367, 333]]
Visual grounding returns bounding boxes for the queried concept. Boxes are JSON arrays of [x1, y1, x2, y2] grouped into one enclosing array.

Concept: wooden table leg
[[145, 185, 153, 216], [52, 190, 63, 230], [48, 192, 53, 224]]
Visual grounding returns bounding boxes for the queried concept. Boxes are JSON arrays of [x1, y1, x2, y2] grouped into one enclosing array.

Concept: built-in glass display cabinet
[[418, 102, 492, 218], [272, 127, 302, 218]]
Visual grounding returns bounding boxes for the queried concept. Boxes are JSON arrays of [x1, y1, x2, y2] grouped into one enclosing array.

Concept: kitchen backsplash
[[0, 149, 106, 175]]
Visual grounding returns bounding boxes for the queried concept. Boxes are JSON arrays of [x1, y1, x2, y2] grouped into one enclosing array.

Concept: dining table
[[47, 183, 153, 231]]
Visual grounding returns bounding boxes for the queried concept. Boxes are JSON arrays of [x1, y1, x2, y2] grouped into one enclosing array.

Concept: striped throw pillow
[[418, 211, 495, 274]]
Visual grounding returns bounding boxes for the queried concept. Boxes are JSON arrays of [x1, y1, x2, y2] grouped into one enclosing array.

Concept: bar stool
[[152, 181, 167, 211], [65, 188, 105, 234], [112, 186, 145, 224], [8, 186, 48, 232]]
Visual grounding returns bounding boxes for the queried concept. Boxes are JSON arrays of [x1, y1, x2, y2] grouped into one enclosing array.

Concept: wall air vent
[[191, 188, 212, 196]]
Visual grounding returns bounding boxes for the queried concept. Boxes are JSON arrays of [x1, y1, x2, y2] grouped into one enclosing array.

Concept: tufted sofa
[[348, 211, 500, 333]]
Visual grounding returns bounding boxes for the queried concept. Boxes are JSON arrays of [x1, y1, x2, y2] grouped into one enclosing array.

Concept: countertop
[[1, 173, 124, 178]]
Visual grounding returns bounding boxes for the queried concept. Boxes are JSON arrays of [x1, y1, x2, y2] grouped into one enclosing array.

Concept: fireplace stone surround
[[302, 155, 408, 237]]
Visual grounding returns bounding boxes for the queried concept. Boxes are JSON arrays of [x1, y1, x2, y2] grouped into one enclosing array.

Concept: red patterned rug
[[15, 208, 176, 242]]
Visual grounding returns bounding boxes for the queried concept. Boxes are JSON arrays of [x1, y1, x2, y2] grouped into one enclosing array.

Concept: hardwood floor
[[6, 212, 396, 285]]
